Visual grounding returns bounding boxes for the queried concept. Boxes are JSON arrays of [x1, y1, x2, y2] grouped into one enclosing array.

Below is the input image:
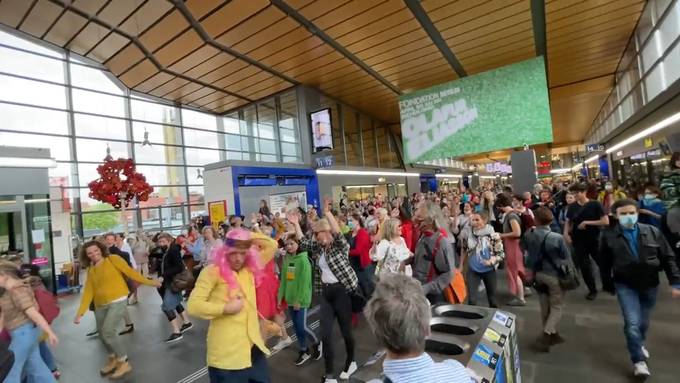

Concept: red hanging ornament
[[87, 157, 154, 209]]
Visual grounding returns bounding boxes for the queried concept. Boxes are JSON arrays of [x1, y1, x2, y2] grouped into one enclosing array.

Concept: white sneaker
[[641, 346, 650, 359], [633, 361, 650, 378], [339, 361, 358, 379], [323, 378, 338, 383], [272, 337, 294, 352]]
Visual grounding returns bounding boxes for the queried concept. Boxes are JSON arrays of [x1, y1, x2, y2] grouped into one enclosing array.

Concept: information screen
[[310, 108, 333, 153], [399, 57, 552, 162]]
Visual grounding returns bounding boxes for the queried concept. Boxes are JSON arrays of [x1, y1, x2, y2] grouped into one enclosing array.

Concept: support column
[[511, 149, 538, 194]]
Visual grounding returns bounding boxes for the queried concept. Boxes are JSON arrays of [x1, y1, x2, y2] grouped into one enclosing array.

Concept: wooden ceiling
[[0, 0, 645, 148]]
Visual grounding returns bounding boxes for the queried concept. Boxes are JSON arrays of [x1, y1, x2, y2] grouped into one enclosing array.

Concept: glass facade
[[586, 0, 680, 144], [0, 28, 302, 238]]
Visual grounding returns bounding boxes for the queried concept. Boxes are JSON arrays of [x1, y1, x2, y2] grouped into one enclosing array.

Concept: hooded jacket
[[277, 251, 313, 308]]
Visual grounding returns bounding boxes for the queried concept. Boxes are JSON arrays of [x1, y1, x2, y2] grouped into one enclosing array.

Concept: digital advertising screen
[[310, 108, 333, 153], [399, 57, 553, 162]]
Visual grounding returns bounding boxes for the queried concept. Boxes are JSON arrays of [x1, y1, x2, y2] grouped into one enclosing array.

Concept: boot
[[110, 360, 132, 379], [550, 333, 566, 345], [534, 333, 551, 353], [100, 355, 118, 376]]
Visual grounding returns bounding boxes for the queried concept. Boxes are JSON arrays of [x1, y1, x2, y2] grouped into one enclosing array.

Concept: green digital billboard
[[399, 57, 552, 163]]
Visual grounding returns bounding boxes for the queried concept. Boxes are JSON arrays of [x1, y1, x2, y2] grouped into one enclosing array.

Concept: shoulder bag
[[425, 232, 466, 304]]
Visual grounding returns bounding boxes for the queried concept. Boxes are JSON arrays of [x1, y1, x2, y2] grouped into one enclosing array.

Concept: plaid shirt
[[300, 233, 358, 295]]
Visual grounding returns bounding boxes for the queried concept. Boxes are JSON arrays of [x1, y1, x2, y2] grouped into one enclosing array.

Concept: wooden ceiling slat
[[179, 87, 215, 104], [67, 22, 110, 56], [163, 81, 203, 100], [325, 79, 387, 98], [118, 0, 173, 36], [119, 58, 158, 88], [357, 33, 432, 65], [20, 0, 63, 38], [88, 32, 130, 62], [201, 0, 269, 38], [246, 81, 291, 100], [211, 65, 262, 89], [214, 6, 285, 47], [149, 76, 187, 97], [246, 27, 313, 61], [138, 10, 188, 52], [279, 51, 345, 77], [198, 58, 248, 84], [437, 1, 530, 42], [341, 17, 420, 53], [453, 22, 532, 55], [0, 0, 37, 28], [550, 40, 630, 62], [341, 85, 396, 101], [156, 79, 197, 97], [548, 0, 634, 20], [231, 17, 299, 55], [443, 11, 532, 49], [454, 27, 533, 60], [168, 45, 220, 74], [106, 43, 145, 75], [460, 39, 535, 66], [133, 72, 174, 93], [97, 0, 141, 27], [43, 11, 88, 47], [227, 71, 274, 94], [465, 49, 536, 75], [398, 68, 456, 90], [185, 0, 226, 20], [421, 0, 478, 22], [380, 54, 449, 78], [323, 0, 404, 39], [259, 36, 329, 70], [367, 44, 442, 73], [385, 61, 453, 85], [153, 29, 203, 67], [184, 53, 234, 78], [71, 0, 108, 15], [294, 61, 356, 84], [321, 70, 377, 93], [202, 95, 242, 111], [548, 20, 639, 48], [548, 1, 644, 31], [296, 0, 353, 21], [310, 0, 386, 30], [194, 91, 227, 107], [240, 77, 287, 98], [552, 62, 621, 85]]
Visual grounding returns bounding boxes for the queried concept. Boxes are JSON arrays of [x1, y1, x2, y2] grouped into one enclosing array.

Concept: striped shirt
[[374, 353, 472, 383]]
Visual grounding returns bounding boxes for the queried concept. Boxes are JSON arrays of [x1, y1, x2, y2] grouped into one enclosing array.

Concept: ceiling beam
[[403, 0, 467, 78], [46, 0, 251, 102], [170, 0, 300, 86], [270, 0, 402, 95], [530, 0, 547, 59]]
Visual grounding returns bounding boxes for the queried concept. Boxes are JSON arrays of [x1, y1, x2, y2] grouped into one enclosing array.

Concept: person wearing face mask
[[599, 199, 680, 379], [187, 228, 277, 383], [638, 185, 667, 228], [598, 182, 628, 214], [289, 202, 359, 383], [659, 152, 680, 209]]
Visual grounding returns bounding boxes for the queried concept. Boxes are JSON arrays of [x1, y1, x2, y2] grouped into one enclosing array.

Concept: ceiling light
[[480, 175, 497, 179], [316, 169, 421, 177], [24, 198, 50, 204], [550, 168, 571, 174], [435, 174, 462, 178], [584, 155, 599, 164], [606, 111, 680, 154], [0, 157, 57, 168]]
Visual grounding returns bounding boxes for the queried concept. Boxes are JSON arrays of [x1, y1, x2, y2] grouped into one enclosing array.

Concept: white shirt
[[121, 242, 136, 269], [318, 250, 339, 284], [372, 238, 411, 275]]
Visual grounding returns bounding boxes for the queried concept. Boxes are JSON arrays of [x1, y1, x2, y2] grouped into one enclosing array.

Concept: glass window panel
[[0, 132, 71, 160], [0, 74, 67, 109], [135, 165, 186, 186], [225, 134, 241, 150], [185, 147, 220, 166], [645, 63, 665, 100], [665, 36, 680, 85], [181, 108, 217, 131], [186, 167, 204, 185], [81, 208, 124, 237], [223, 115, 240, 134], [280, 128, 297, 142], [140, 208, 161, 231], [189, 204, 207, 218], [133, 143, 184, 165], [75, 138, 127, 162], [281, 142, 300, 156], [131, 98, 179, 124], [226, 151, 242, 160], [132, 121, 183, 146], [240, 106, 256, 136], [279, 91, 298, 133], [257, 101, 276, 139], [241, 136, 252, 152], [637, 4, 655, 44], [70, 63, 123, 94], [0, 102, 68, 135], [72, 88, 126, 117], [74, 113, 127, 140], [658, 3, 680, 54], [0, 30, 63, 58], [282, 156, 301, 163], [79, 188, 137, 210], [0, 46, 65, 83], [362, 116, 377, 167], [259, 154, 277, 162], [343, 108, 362, 166], [76, 163, 100, 186], [161, 205, 186, 228], [188, 186, 204, 205], [258, 138, 277, 154], [184, 127, 220, 149], [49, 162, 77, 187], [138, 187, 187, 208]]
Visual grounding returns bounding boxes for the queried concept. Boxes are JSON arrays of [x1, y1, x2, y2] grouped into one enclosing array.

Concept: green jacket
[[277, 251, 312, 308]]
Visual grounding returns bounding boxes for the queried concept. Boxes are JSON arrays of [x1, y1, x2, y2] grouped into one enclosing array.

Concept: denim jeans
[[615, 283, 658, 363], [288, 307, 319, 352], [7, 323, 55, 383], [39, 341, 57, 371], [208, 347, 269, 383]]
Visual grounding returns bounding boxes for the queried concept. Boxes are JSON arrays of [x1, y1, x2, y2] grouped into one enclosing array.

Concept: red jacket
[[349, 228, 372, 269], [401, 219, 415, 253]]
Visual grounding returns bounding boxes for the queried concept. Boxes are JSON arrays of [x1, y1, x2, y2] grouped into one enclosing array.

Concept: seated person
[[364, 274, 472, 383]]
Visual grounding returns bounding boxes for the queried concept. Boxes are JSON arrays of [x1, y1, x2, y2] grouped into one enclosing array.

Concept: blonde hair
[[0, 260, 23, 279], [379, 218, 401, 242]]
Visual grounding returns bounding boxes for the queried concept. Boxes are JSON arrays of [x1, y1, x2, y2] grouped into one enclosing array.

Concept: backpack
[[34, 287, 60, 324], [424, 231, 467, 304]]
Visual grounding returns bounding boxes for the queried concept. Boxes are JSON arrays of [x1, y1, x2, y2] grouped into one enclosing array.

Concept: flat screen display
[[310, 108, 333, 153], [399, 57, 552, 162]]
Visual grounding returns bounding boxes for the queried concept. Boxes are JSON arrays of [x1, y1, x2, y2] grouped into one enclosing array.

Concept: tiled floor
[[51, 274, 680, 383]]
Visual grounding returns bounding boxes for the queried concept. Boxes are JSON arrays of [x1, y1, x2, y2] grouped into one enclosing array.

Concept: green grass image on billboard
[[399, 56, 553, 163]]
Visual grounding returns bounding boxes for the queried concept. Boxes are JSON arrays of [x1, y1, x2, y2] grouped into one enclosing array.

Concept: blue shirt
[[638, 199, 666, 228], [621, 224, 639, 260], [468, 236, 494, 274], [377, 353, 471, 383]]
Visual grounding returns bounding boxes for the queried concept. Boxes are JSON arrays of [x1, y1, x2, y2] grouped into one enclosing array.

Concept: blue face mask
[[619, 214, 638, 228], [347, 221, 355, 230]]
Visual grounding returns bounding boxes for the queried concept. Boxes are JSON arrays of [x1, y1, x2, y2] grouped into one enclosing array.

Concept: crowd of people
[[2, 156, 680, 382]]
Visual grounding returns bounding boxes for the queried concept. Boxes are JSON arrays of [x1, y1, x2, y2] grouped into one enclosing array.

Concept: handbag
[[350, 289, 367, 313], [425, 231, 467, 304], [537, 232, 580, 291], [171, 269, 195, 293]]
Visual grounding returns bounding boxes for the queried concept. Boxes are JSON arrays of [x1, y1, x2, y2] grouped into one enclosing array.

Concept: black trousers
[[573, 238, 600, 293], [320, 283, 355, 376], [466, 269, 498, 308]]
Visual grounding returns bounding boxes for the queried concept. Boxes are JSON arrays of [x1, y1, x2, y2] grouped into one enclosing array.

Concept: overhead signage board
[[585, 143, 606, 152], [399, 57, 552, 163]]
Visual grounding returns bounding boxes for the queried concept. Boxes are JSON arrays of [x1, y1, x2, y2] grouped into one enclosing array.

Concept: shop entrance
[[0, 208, 27, 254]]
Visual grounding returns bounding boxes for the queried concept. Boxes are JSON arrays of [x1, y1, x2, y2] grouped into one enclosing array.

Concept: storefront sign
[[314, 155, 334, 169], [485, 163, 512, 174], [31, 257, 49, 266], [585, 143, 606, 152]]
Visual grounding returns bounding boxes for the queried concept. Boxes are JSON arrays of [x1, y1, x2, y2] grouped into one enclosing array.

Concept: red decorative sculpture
[[88, 158, 153, 209]]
